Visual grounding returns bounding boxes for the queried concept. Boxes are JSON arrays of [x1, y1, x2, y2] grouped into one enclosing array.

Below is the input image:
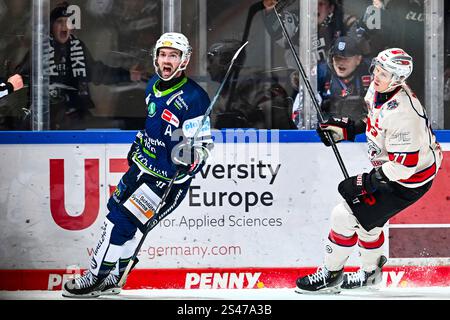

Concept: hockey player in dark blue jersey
[[63, 32, 213, 298]]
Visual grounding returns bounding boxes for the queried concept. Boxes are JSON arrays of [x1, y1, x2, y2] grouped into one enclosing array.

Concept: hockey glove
[[316, 117, 356, 146], [172, 140, 212, 176], [127, 130, 144, 166], [338, 167, 391, 201]]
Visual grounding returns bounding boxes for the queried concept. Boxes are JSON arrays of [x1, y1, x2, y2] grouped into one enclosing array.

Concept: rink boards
[[0, 130, 449, 290]]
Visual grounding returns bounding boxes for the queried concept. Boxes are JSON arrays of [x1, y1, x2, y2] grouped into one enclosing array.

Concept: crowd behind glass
[[0, 0, 449, 131]]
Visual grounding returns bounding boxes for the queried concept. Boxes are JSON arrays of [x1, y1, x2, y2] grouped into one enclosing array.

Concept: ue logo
[[49, 158, 127, 231]]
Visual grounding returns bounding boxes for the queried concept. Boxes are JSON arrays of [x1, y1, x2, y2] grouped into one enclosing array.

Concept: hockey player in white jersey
[[296, 48, 443, 293]]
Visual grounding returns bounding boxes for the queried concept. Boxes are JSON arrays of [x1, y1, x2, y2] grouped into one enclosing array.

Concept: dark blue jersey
[[317, 59, 371, 121], [131, 74, 211, 183]]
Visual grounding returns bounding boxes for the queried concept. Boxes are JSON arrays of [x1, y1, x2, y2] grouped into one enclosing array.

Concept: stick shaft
[[274, 7, 349, 178]]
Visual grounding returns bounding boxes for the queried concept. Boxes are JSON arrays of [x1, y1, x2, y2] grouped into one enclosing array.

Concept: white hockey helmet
[[153, 32, 192, 81], [370, 48, 413, 92]]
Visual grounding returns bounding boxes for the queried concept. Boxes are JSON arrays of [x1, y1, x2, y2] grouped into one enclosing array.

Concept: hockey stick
[[273, 4, 349, 178], [118, 41, 249, 288], [223, 1, 263, 113], [194, 41, 248, 140]]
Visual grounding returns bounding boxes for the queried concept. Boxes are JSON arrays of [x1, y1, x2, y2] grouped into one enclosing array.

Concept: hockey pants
[[324, 201, 385, 273], [324, 180, 433, 272], [88, 164, 189, 279]]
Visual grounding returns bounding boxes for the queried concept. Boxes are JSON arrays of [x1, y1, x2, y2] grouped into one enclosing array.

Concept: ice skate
[[295, 266, 344, 294], [341, 255, 387, 290], [100, 273, 122, 295], [62, 270, 105, 298]]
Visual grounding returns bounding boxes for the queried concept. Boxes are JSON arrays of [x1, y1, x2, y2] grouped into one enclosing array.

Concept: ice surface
[[1, 287, 450, 300]]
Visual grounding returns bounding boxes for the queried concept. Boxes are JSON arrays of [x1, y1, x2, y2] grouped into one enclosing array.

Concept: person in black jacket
[[0, 73, 28, 130], [0, 74, 23, 99], [262, 0, 346, 64], [17, 1, 143, 130], [361, 0, 425, 101]]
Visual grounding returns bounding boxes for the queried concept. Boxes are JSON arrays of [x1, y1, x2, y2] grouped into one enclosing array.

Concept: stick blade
[[231, 41, 249, 62], [117, 260, 134, 288]]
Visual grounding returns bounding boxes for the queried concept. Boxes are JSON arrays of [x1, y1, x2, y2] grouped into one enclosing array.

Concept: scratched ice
[[1, 286, 450, 300]]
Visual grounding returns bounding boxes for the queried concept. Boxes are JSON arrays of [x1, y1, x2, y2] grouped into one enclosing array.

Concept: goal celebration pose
[[63, 32, 213, 297], [296, 48, 443, 293]]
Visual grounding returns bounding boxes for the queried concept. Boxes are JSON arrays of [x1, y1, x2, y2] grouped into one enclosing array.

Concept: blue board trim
[[0, 130, 449, 144]]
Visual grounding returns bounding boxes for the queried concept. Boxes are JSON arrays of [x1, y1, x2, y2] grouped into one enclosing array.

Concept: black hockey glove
[[316, 117, 357, 146], [338, 167, 391, 201], [172, 140, 212, 176], [127, 130, 144, 166]]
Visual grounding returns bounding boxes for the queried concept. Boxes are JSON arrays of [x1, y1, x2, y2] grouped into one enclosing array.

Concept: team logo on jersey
[[386, 99, 399, 110], [148, 102, 157, 117], [161, 109, 180, 127], [367, 139, 381, 160], [341, 88, 351, 97]]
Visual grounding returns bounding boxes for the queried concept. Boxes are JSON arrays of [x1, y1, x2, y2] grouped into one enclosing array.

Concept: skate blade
[[62, 290, 101, 298], [341, 283, 382, 292], [295, 286, 341, 295], [100, 287, 122, 296]]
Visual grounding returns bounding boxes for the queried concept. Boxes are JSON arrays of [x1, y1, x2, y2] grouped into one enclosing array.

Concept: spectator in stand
[[262, 0, 346, 65], [16, 1, 143, 130], [360, 0, 425, 101], [262, 0, 354, 129], [0, 74, 23, 99], [206, 39, 297, 129], [317, 35, 372, 123]]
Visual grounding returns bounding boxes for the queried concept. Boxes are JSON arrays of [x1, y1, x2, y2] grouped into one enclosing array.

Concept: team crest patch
[[386, 99, 399, 110], [148, 102, 157, 117], [367, 139, 382, 160]]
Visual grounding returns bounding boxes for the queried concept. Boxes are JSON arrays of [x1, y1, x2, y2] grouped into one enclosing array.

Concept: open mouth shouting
[[336, 65, 347, 74], [161, 65, 174, 79], [59, 30, 69, 40]]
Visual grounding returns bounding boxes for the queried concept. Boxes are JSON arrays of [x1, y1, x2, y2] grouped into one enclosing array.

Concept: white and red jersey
[[364, 83, 443, 188]]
